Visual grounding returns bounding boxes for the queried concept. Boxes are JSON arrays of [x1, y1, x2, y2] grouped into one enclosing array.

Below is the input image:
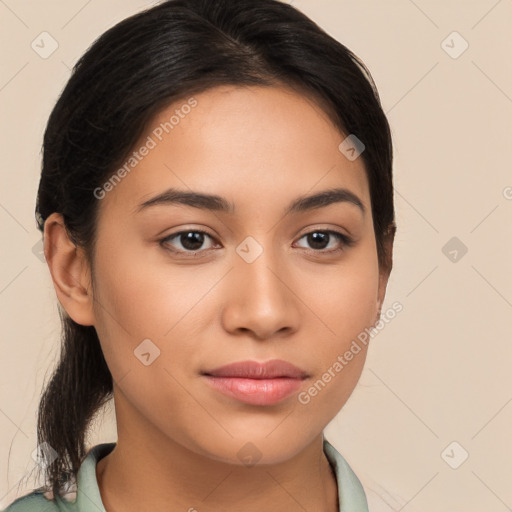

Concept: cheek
[[92, 238, 201, 339], [90, 238, 168, 372], [304, 242, 380, 347], [89, 243, 204, 430], [295, 245, 379, 413], [90, 235, 224, 387], [311, 269, 377, 337]]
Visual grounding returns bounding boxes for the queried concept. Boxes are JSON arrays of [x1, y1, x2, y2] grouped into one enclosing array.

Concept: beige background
[[1, 0, 511, 510]]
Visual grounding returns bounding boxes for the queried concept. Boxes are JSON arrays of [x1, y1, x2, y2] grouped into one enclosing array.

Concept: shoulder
[[362, 480, 407, 512], [2, 442, 115, 512], [1, 491, 61, 511], [2, 486, 80, 512]]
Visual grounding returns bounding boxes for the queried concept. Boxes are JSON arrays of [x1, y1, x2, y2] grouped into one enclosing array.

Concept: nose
[[220, 245, 301, 340]]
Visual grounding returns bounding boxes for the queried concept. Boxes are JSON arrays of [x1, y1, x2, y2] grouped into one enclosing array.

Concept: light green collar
[[323, 436, 369, 511], [53, 439, 368, 512]]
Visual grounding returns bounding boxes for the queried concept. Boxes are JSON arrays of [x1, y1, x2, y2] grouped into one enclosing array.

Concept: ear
[[43, 212, 95, 326], [374, 223, 396, 324]]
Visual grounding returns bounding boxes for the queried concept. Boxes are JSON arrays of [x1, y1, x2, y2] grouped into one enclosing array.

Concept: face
[[84, 85, 391, 465]]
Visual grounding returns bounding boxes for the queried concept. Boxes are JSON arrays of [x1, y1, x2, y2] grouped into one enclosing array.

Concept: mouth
[[200, 359, 309, 406]]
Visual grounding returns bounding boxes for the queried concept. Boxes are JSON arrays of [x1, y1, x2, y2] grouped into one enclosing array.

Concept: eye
[[160, 230, 217, 254], [294, 230, 354, 253], [160, 228, 354, 257]]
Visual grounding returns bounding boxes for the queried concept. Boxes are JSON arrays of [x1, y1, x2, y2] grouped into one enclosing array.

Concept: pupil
[[309, 232, 328, 249], [182, 232, 204, 251]]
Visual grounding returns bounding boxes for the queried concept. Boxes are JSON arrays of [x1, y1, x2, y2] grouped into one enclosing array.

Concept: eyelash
[[159, 229, 355, 257]]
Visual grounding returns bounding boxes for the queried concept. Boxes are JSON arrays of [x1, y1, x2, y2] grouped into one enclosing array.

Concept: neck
[[96, 396, 339, 512]]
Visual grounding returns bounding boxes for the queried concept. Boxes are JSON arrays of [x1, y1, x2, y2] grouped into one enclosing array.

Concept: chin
[[190, 428, 317, 467]]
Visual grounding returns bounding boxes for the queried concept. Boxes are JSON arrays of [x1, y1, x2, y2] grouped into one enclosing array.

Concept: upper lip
[[202, 359, 309, 379]]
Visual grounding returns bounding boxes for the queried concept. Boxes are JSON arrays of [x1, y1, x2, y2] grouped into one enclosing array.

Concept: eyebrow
[[135, 187, 365, 216]]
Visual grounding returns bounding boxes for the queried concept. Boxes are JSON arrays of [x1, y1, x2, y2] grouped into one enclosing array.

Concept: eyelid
[[295, 223, 353, 240]]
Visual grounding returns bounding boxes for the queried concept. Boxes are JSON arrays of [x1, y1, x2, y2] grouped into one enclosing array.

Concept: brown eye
[[161, 230, 216, 254], [295, 230, 354, 252]]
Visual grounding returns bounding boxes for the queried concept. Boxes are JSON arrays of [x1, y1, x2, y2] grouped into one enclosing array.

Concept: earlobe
[[43, 213, 95, 326]]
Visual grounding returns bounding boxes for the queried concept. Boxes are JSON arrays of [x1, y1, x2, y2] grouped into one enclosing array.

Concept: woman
[[3, 0, 396, 510]]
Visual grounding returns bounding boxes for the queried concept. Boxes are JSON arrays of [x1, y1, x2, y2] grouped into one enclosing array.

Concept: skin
[[44, 84, 394, 512]]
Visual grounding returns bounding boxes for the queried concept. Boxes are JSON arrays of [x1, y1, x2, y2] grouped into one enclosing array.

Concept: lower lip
[[203, 376, 304, 406]]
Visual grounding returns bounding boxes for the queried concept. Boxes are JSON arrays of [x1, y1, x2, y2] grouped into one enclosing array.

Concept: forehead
[[98, 84, 370, 219]]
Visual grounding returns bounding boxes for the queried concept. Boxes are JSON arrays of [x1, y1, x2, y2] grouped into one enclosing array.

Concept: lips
[[202, 359, 309, 379], [201, 359, 309, 406]]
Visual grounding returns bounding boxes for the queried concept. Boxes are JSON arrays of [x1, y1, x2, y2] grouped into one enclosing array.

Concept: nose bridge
[[221, 233, 299, 337], [237, 233, 288, 304], [238, 239, 283, 297]]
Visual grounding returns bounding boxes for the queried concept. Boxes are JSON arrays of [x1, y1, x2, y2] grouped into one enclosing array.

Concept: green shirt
[[2, 437, 369, 511]]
